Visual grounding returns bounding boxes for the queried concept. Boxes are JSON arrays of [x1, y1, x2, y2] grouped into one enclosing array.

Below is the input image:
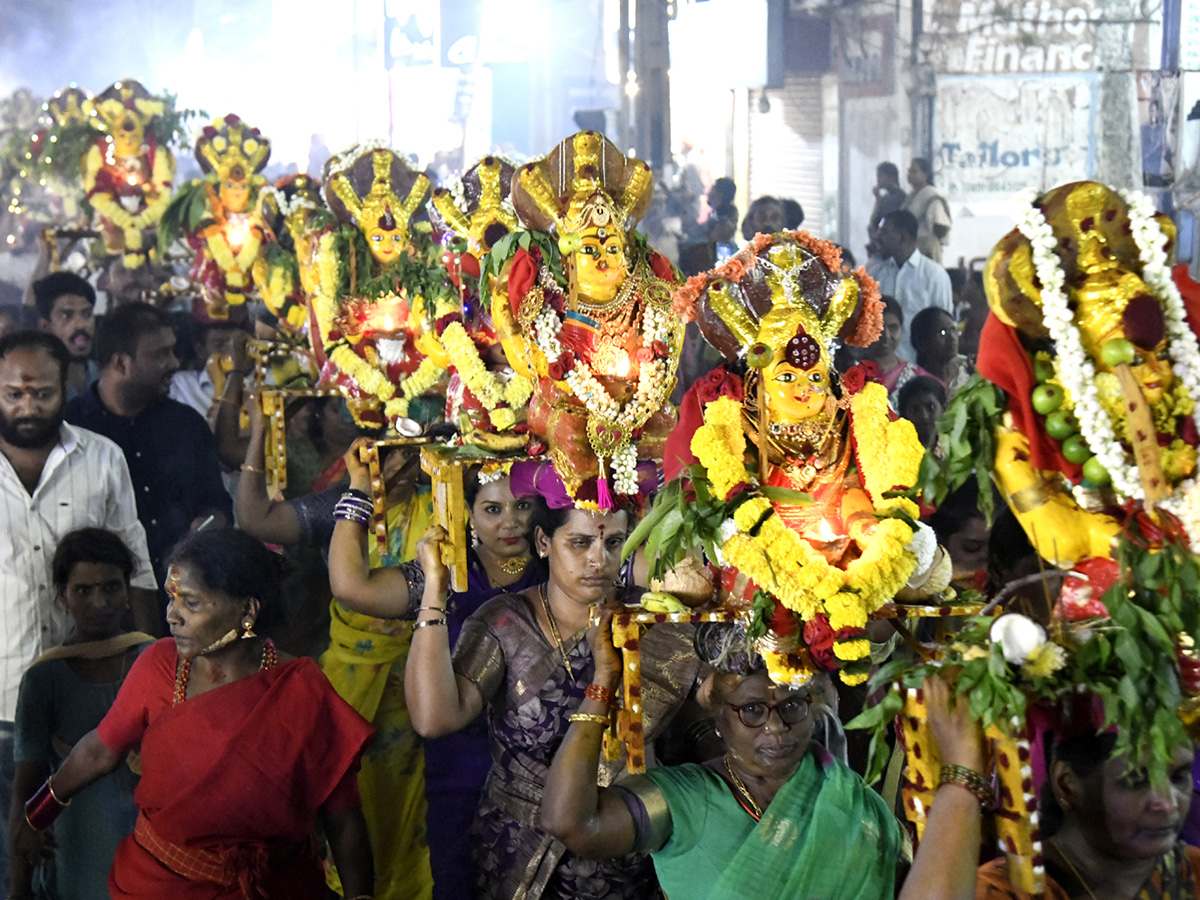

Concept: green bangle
[[939, 764, 991, 806]]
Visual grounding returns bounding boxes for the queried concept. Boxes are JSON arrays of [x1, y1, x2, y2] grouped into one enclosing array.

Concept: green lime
[[1045, 409, 1079, 441], [1031, 383, 1064, 415]]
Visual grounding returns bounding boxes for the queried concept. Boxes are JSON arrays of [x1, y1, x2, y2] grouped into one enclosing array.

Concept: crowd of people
[[0, 142, 1193, 900]]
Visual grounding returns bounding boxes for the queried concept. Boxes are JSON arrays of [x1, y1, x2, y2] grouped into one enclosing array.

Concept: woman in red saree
[[14, 529, 375, 900]]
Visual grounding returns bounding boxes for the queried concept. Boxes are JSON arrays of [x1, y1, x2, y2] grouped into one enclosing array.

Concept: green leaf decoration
[[916, 374, 1004, 523]]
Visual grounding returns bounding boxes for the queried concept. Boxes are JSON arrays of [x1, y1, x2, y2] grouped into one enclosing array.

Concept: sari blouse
[[452, 592, 700, 900], [96, 639, 373, 900]]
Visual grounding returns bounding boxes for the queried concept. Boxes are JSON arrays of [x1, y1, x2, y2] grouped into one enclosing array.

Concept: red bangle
[[25, 777, 69, 831], [585, 683, 616, 706]]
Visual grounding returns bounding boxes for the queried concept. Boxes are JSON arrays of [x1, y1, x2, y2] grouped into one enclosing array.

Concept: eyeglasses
[[726, 695, 811, 728]]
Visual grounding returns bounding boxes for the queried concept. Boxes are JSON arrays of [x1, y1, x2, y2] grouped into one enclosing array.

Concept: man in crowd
[[32, 271, 97, 400], [903, 157, 952, 262], [867, 162, 907, 258], [66, 302, 231, 602], [866, 209, 954, 357], [0, 330, 156, 884]]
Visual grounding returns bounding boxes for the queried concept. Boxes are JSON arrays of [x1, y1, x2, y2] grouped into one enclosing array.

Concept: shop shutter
[[748, 75, 826, 236]]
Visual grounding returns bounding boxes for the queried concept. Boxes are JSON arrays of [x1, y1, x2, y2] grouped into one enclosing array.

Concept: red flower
[[651, 339, 668, 359], [803, 615, 837, 671], [841, 366, 866, 395], [434, 313, 462, 336], [648, 251, 675, 282], [548, 351, 575, 381], [696, 364, 744, 405], [858, 359, 882, 381]]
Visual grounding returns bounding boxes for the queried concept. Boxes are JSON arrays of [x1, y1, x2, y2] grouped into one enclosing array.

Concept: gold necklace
[[538, 583, 573, 671], [1050, 837, 1100, 900], [496, 554, 530, 576], [723, 754, 763, 820]]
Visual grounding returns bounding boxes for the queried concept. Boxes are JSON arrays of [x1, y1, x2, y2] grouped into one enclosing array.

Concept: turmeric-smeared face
[[573, 223, 627, 303], [367, 227, 407, 264], [219, 177, 250, 213], [1119, 341, 1175, 407], [112, 115, 145, 158], [764, 351, 830, 424]]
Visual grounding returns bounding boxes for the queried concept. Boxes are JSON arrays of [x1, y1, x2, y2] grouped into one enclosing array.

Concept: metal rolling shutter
[[748, 75, 825, 236]]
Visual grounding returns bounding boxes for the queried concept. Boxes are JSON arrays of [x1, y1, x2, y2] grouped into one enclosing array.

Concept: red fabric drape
[[98, 639, 372, 900]]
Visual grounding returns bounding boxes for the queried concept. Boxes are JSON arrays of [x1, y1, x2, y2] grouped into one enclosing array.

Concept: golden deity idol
[[161, 115, 271, 319], [81, 80, 175, 267], [979, 181, 1200, 565], [491, 132, 683, 504]]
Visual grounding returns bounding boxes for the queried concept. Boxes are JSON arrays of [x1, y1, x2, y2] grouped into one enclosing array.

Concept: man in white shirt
[[0, 330, 155, 883], [866, 209, 954, 357]]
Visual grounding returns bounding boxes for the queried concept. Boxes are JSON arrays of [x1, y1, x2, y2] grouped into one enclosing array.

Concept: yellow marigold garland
[[850, 382, 923, 518], [691, 396, 749, 500], [441, 320, 533, 429], [692, 387, 920, 672]]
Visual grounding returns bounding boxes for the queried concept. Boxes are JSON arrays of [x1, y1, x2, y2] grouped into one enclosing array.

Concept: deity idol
[[660, 232, 950, 685], [304, 145, 455, 428], [257, 173, 327, 336], [21, 87, 91, 227], [491, 131, 683, 503], [163, 115, 271, 319], [81, 80, 175, 267], [428, 155, 532, 445], [978, 181, 1200, 568]]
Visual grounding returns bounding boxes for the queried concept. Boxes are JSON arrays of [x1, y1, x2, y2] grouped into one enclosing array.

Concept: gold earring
[[241, 619, 256, 639]]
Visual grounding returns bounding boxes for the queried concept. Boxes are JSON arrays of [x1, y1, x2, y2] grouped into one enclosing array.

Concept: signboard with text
[[935, 74, 1095, 203], [930, 0, 1098, 75]]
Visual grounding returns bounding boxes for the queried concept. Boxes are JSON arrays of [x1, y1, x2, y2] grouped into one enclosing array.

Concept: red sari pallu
[[95, 639, 373, 900]]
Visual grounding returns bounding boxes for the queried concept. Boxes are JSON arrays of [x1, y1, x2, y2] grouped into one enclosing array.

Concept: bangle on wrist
[[939, 764, 992, 807], [568, 712, 611, 726], [414, 617, 447, 629], [240, 463, 263, 473], [25, 776, 70, 831], [416, 605, 447, 614], [585, 683, 616, 706]]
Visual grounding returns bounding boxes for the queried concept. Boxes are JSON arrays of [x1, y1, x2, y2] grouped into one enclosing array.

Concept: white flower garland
[[1120, 189, 1200, 548], [1118, 190, 1200, 437], [261, 184, 319, 219], [528, 294, 674, 496], [325, 140, 394, 181], [1013, 192, 1142, 498]]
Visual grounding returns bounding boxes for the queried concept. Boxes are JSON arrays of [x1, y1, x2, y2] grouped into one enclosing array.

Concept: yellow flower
[[833, 638, 870, 661], [692, 397, 750, 500], [1020, 641, 1067, 678], [490, 406, 517, 431], [850, 382, 922, 518]]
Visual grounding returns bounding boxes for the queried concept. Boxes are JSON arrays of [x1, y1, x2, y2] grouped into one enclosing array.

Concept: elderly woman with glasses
[[541, 621, 909, 900]]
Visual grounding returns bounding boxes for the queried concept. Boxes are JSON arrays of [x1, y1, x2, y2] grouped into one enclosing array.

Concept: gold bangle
[[241, 463, 263, 473], [568, 713, 610, 726], [414, 618, 448, 629], [46, 776, 70, 807]]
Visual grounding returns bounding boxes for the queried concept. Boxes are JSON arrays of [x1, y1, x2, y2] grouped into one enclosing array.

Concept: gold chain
[[724, 754, 763, 819], [1049, 838, 1100, 900], [539, 583, 573, 671]]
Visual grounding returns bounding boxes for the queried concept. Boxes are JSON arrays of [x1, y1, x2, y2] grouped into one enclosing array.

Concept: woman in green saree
[[541, 620, 910, 900]]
